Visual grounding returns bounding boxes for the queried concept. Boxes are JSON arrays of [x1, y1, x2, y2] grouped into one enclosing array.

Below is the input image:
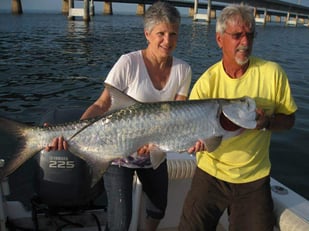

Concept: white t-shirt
[[104, 50, 192, 168], [105, 50, 192, 102]]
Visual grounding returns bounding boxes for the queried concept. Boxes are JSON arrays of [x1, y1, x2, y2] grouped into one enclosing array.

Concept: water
[[0, 13, 308, 204]]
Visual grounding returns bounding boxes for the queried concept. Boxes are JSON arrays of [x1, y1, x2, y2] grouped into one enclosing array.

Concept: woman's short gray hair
[[216, 4, 255, 33], [144, 1, 180, 32]]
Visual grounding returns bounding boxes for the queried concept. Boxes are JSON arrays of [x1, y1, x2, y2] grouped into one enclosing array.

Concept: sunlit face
[[216, 16, 254, 66], [144, 22, 179, 58]]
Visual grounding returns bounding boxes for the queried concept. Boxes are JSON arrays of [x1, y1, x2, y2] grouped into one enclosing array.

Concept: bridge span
[[10, 0, 309, 26]]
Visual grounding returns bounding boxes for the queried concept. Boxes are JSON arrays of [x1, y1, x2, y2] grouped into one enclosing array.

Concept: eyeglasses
[[224, 31, 256, 40]]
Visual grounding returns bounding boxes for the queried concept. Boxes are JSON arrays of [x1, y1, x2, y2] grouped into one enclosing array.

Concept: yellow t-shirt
[[190, 57, 297, 183]]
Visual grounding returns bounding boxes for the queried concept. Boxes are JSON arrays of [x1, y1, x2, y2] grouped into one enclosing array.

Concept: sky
[[1, 0, 309, 14]]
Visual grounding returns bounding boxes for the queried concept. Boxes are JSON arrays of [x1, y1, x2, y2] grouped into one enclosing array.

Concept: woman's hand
[[45, 136, 68, 152], [43, 123, 68, 152], [137, 143, 158, 157]]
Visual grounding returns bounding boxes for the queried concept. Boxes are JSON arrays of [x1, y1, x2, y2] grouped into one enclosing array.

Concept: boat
[[1, 153, 309, 231], [0, 107, 308, 231]]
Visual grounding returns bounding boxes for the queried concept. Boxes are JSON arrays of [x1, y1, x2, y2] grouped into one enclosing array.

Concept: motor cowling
[[33, 107, 104, 209]]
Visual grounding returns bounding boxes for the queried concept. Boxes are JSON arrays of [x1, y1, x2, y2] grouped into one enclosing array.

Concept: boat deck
[[5, 198, 228, 231], [5, 204, 226, 231], [2, 155, 309, 231]]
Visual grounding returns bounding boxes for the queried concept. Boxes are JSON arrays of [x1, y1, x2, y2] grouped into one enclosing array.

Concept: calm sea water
[[0, 13, 308, 204]]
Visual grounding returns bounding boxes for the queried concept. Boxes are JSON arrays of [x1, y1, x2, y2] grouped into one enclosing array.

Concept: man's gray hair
[[216, 4, 256, 33]]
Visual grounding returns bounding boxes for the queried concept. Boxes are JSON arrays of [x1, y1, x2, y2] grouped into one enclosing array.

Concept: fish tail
[[0, 117, 41, 179]]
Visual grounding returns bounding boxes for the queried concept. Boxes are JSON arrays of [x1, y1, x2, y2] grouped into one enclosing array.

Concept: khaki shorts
[[179, 167, 275, 231]]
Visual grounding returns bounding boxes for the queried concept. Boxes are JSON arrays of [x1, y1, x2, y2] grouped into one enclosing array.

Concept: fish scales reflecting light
[[0, 84, 257, 186]]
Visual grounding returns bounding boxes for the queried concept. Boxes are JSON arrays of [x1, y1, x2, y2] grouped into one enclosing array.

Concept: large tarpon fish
[[0, 84, 257, 186]]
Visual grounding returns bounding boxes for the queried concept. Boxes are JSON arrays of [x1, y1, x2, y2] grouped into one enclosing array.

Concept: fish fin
[[0, 117, 41, 179], [90, 161, 111, 188], [150, 148, 166, 169], [104, 83, 140, 112], [67, 147, 112, 187], [204, 136, 223, 152]]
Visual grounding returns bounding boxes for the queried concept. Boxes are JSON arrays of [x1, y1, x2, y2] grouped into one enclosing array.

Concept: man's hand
[[188, 140, 206, 154], [255, 108, 271, 130]]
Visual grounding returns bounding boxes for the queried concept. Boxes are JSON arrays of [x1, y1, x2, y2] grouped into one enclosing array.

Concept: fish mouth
[[221, 97, 257, 130], [219, 113, 242, 131]]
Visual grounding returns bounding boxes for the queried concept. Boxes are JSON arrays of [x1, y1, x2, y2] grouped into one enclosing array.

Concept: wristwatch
[[261, 115, 272, 131]]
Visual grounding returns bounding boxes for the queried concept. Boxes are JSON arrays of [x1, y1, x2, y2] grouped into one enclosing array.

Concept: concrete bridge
[[10, 0, 309, 26]]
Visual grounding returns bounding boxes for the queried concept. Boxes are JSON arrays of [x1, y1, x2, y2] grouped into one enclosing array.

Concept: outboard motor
[[31, 106, 105, 229]]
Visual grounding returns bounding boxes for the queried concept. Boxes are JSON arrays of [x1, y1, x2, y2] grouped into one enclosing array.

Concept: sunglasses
[[224, 31, 256, 40]]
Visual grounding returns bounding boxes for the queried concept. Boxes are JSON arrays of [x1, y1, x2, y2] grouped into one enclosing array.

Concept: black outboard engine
[[33, 107, 104, 209], [32, 106, 105, 229]]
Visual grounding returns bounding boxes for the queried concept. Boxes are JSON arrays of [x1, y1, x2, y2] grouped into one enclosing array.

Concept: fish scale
[[68, 99, 236, 163]]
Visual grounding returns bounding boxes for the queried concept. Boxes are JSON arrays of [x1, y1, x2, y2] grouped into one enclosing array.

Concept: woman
[[46, 2, 192, 230]]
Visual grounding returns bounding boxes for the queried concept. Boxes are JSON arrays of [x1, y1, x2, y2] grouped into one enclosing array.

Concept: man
[[179, 4, 297, 231]]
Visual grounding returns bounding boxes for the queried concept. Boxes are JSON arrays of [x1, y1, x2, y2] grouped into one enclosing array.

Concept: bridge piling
[[83, 0, 90, 21], [62, 0, 69, 14], [188, 7, 194, 17], [193, 0, 211, 22], [103, 2, 113, 15], [11, 0, 22, 14], [136, 4, 145, 16], [286, 12, 298, 27], [90, 0, 95, 16], [67, 0, 75, 20], [67, 0, 91, 21], [255, 8, 267, 25]]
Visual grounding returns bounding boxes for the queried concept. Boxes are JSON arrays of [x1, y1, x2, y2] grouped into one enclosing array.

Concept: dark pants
[[104, 160, 168, 231], [179, 167, 275, 231]]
